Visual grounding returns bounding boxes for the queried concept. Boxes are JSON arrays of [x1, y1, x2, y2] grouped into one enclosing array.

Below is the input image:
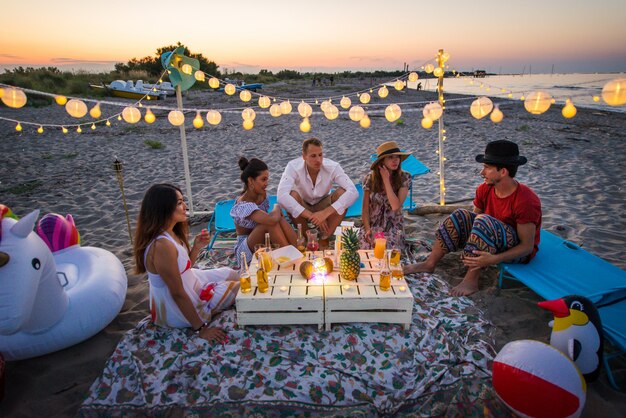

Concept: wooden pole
[[176, 85, 195, 215], [436, 49, 446, 206], [113, 159, 133, 244]]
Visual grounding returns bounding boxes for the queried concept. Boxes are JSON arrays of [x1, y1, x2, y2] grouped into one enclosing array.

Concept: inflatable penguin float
[[539, 295, 603, 382]]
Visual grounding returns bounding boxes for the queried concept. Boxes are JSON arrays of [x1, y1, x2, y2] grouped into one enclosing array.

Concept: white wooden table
[[235, 250, 413, 331]]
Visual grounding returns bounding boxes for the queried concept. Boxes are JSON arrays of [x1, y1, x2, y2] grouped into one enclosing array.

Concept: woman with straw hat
[[358, 141, 412, 250]]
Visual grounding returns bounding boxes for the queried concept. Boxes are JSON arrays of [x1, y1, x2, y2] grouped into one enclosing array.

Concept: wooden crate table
[[323, 250, 414, 331]]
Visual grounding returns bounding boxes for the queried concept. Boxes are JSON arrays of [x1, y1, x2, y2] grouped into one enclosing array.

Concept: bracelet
[[194, 322, 209, 333]]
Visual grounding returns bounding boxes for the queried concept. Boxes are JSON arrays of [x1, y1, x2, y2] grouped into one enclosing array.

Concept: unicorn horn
[[10, 210, 39, 238]]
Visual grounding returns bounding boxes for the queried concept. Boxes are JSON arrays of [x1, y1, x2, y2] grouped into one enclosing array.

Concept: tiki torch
[[113, 158, 133, 244]]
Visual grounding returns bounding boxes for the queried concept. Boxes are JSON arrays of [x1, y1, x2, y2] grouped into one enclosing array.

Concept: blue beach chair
[[369, 153, 430, 210], [344, 183, 414, 219], [598, 300, 626, 389]]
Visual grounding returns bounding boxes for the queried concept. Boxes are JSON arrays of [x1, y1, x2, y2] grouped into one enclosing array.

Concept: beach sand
[[1, 79, 625, 416]]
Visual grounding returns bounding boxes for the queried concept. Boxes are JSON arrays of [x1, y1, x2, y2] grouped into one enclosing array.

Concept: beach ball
[[324, 104, 339, 120], [144, 108, 156, 124], [194, 70, 205, 82], [408, 72, 419, 82], [55, 95, 68, 105], [378, 86, 389, 98], [89, 103, 101, 119], [122, 107, 141, 124], [280, 100, 292, 115], [384, 104, 402, 122], [562, 99, 577, 119], [241, 108, 256, 121], [224, 83, 236, 95], [524, 91, 552, 115], [300, 117, 311, 133], [394, 80, 405, 91], [348, 105, 365, 122], [193, 112, 204, 128], [424, 64, 435, 74], [601, 78, 626, 106], [340, 96, 351, 109], [490, 106, 504, 123], [421, 117, 433, 129], [1, 88, 27, 108], [493, 340, 586, 418], [168, 110, 185, 126], [65, 99, 88, 118], [359, 92, 371, 104], [298, 101, 312, 118], [359, 114, 371, 128], [242, 119, 254, 130], [239, 90, 252, 102], [208, 77, 220, 89], [206, 110, 221, 125], [470, 96, 493, 119], [269, 104, 281, 117], [258, 96, 271, 108], [423, 102, 443, 121]]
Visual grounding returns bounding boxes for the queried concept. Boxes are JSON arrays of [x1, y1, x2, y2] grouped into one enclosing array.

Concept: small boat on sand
[[90, 80, 169, 100]]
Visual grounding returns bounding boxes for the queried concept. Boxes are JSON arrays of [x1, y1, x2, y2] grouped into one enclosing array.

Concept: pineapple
[[339, 228, 361, 281]]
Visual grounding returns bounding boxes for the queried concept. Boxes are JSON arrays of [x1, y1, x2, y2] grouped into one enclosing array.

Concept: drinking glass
[[306, 229, 319, 252], [372, 227, 386, 268]]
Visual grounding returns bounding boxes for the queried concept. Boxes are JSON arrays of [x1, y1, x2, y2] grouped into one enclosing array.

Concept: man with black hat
[[404, 140, 542, 296]]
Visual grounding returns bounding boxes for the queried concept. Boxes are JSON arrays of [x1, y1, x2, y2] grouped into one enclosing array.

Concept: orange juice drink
[[390, 249, 401, 265], [256, 269, 268, 293], [379, 270, 391, 291], [374, 238, 387, 261], [260, 251, 274, 272], [240, 272, 252, 293]]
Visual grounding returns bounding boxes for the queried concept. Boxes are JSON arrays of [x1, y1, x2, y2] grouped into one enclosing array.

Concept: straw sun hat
[[370, 141, 410, 170]]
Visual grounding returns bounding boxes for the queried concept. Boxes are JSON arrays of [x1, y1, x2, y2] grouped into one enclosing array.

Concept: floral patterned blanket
[[79, 247, 511, 417]]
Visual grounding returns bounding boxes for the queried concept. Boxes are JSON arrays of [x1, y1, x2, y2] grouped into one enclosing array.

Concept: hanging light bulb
[[359, 92, 371, 104], [378, 86, 389, 98], [76, 126, 82, 133], [562, 99, 577, 118], [208, 77, 220, 89], [601, 78, 626, 106], [15, 122, 22, 132], [144, 108, 156, 123], [206, 110, 222, 125], [524, 91, 552, 114], [117, 115, 122, 121], [359, 114, 371, 128], [298, 101, 312, 118], [348, 105, 365, 122], [194, 70, 205, 82], [340, 96, 351, 109], [384, 104, 402, 122], [470, 97, 494, 119], [421, 117, 433, 129], [224, 83, 236, 95], [280, 100, 292, 114], [106, 119, 111, 126], [300, 117, 311, 133], [408, 72, 419, 82], [168, 110, 185, 126], [242, 108, 257, 121], [323, 104, 338, 120], [490, 106, 504, 123], [62, 126, 68, 134], [239, 90, 252, 102], [91, 123, 96, 130], [65, 99, 88, 118], [181, 64, 193, 75], [441, 51, 450, 62], [424, 64, 435, 73], [269, 104, 282, 117], [243, 119, 254, 130], [36, 126, 44, 134], [394, 80, 405, 91], [1, 88, 27, 108], [193, 112, 205, 128], [592, 95, 600, 102], [258, 96, 271, 108], [89, 102, 102, 118], [55, 95, 68, 105], [122, 106, 141, 124]]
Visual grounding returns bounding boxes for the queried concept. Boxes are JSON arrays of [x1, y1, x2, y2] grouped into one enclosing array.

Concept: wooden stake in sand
[[436, 49, 447, 206], [175, 85, 195, 216], [113, 158, 133, 244]]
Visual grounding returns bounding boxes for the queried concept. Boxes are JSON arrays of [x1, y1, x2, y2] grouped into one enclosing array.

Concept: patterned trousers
[[435, 209, 526, 262]]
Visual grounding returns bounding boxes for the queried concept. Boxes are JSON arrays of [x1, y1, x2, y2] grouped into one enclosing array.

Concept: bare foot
[[450, 279, 479, 296], [404, 261, 435, 275]]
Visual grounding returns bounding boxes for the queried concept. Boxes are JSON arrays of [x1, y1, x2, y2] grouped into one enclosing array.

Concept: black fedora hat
[[475, 140, 527, 166]]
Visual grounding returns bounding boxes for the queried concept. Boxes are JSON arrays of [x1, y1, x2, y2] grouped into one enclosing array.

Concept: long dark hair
[[133, 183, 190, 274], [369, 158, 405, 194], [238, 157, 268, 194]]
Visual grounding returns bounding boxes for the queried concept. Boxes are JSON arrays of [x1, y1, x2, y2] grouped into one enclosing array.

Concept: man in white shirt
[[277, 138, 358, 239]]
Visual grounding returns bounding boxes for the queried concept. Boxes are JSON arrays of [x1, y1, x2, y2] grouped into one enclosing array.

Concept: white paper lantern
[[421, 117, 433, 129], [193, 112, 204, 128], [242, 108, 256, 121], [65, 99, 88, 118], [408, 72, 419, 82], [300, 117, 311, 133], [490, 106, 504, 123], [206, 110, 221, 125], [1, 88, 27, 108], [324, 104, 339, 120], [298, 101, 312, 118], [279, 100, 292, 114], [385, 104, 401, 122], [122, 106, 141, 124], [258, 96, 271, 108], [269, 104, 282, 117], [378, 86, 389, 98], [239, 90, 252, 102], [224, 84, 236, 95], [320, 100, 332, 113], [208, 77, 220, 89], [194, 70, 205, 81], [601, 78, 626, 106], [424, 64, 435, 73], [145, 108, 156, 124], [359, 92, 371, 104], [470, 96, 494, 119], [340, 96, 351, 109], [89, 103, 102, 119], [359, 114, 371, 128], [433, 67, 444, 78], [181, 64, 193, 75], [524, 91, 552, 115], [243, 119, 254, 130], [348, 105, 365, 121], [423, 102, 443, 121], [168, 110, 185, 126], [394, 80, 405, 91]]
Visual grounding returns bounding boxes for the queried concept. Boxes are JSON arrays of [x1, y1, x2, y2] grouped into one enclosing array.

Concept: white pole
[[436, 49, 446, 206], [176, 85, 194, 215]]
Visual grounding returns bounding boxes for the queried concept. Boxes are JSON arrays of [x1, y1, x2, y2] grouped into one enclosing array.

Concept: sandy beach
[[1, 79, 625, 416]]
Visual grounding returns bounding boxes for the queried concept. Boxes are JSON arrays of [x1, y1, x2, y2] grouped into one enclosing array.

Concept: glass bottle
[[261, 232, 273, 271], [296, 223, 306, 255], [239, 252, 252, 293], [256, 263, 269, 293], [379, 250, 391, 291]]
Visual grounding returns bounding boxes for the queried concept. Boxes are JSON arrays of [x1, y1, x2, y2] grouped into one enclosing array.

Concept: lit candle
[[399, 286, 406, 292], [280, 286, 288, 292], [342, 284, 351, 291]]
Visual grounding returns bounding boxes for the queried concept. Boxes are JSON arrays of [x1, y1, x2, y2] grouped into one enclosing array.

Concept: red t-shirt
[[473, 182, 542, 258]]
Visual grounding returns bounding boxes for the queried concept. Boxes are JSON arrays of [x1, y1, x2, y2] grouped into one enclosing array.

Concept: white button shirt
[[277, 157, 358, 218]]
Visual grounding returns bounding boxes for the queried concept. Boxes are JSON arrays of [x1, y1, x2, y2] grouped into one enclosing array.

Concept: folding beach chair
[[369, 153, 430, 210], [498, 229, 626, 389]]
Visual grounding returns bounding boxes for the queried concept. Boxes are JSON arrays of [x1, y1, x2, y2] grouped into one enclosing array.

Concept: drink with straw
[[239, 252, 252, 293], [379, 250, 391, 291], [372, 227, 386, 268]]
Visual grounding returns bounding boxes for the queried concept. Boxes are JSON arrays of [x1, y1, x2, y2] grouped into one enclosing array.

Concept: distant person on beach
[[404, 140, 542, 296], [231, 157, 297, 267], [358, 141, 411, 250], [134, 184, 239, 344], [417, 82, 422, 91], [277, 137, 359, 243]]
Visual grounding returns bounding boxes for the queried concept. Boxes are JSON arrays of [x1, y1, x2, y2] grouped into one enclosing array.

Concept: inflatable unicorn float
[[0, 205, 127, 361]]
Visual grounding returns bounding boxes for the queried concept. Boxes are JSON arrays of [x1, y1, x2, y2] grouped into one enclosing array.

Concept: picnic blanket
[[78, 247, 512, 417]]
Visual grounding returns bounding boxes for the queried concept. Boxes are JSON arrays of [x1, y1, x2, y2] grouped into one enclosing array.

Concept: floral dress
[[358, 171, 411, 250]]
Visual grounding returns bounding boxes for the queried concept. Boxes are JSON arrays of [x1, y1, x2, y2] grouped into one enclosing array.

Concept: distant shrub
[[516, 125, 530, 132], [144, 140, 164, 149]]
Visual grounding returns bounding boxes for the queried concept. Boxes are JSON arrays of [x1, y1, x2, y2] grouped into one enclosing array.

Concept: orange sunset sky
[[1, 0, 625, 74]]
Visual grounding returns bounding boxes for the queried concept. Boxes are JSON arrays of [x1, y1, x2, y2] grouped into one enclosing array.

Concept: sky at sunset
[[1, 0, 625, 74]]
